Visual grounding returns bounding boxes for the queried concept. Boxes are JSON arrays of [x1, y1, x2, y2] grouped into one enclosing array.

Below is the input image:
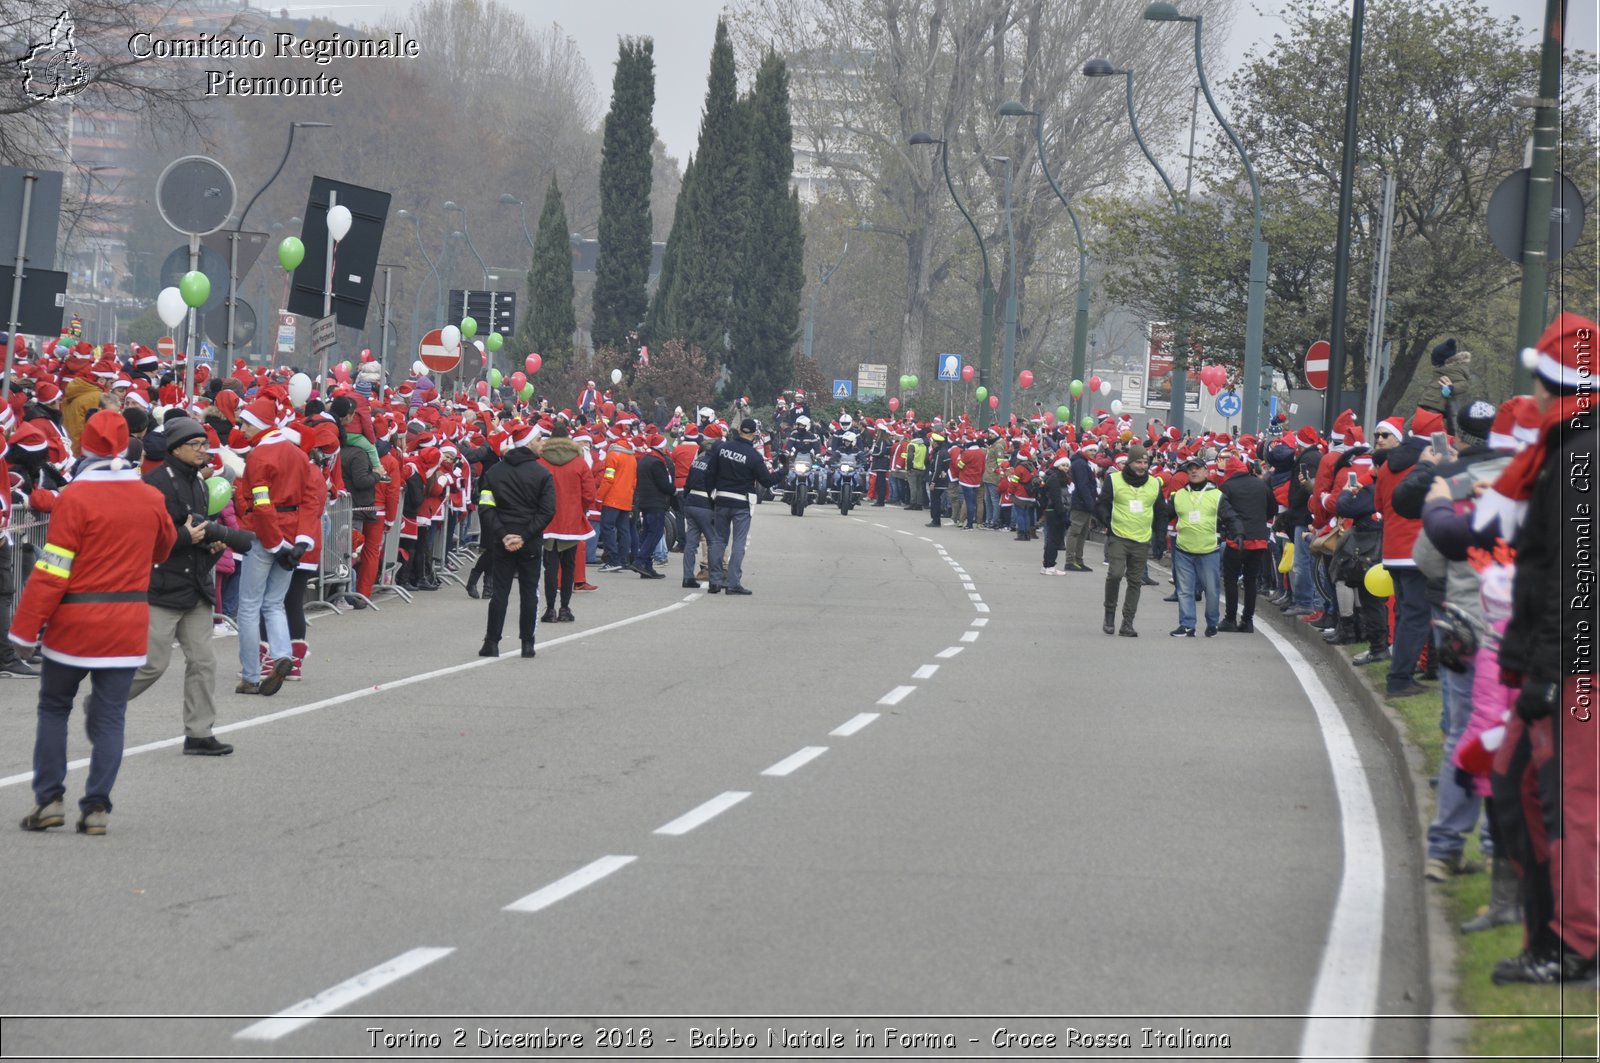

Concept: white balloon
[[288, 372, 313, 406], [327, 204, 353, 243], [1099, 380, 1112, 396], [1110, 399, 1124, 416], [473, 339, 485, 351], [610, 368, 622, 384], [412, 360, 426, 376], [156, 287, 187, 329], [441, 324, 461, 351]]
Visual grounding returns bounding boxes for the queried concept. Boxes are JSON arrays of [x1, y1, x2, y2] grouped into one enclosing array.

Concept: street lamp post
[[500, 193, 535, 253], [910, 131, 997, 425], [998, 101, 1092, 425], [444, 201, 490, 289], [989, 155, 1019, 425], [803, 234, 850, 361], [1144, 2, 1268, 436], [396, 208, 442, 354], [1081, 60, 1191, 430], [232, 121, 329, 366]]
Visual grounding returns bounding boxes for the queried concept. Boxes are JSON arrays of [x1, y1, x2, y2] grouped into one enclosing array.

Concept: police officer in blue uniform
[[703, 419, 783, 595]]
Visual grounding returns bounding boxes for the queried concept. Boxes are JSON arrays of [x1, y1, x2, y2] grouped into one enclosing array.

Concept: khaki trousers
[[130, 602, 217, 738]]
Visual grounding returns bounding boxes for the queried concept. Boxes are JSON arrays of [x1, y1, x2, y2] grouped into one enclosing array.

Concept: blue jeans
[[1173, 549, 1222, 630], [1387, 567, 1431, 692], [32, 659, 135, 813], [631, 510, 666, 567], [682, 505, 718, 581], [600, 507, 633, 566], [586, 517, 600, 564], [236, 544, 293, 682], [983, 482, 1000, 526], [220, 568, 240, 618], [711, 505, 752, 589], [1291, 527, 1318, 608], [1428, 651, 1488, 859], [1013, 502, 1033, 535], [959, 485, 978, 528]]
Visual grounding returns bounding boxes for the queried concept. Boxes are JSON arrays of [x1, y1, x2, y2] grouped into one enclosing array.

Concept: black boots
[[1103, 609, 1116, 635], [520, 640, 536, 659]]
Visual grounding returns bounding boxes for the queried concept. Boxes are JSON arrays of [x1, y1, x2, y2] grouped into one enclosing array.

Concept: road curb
[[1262, 607, 1470, 1060]]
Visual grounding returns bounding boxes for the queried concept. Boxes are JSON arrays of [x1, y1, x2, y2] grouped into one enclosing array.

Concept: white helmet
[[839, 413, 853, 428], [796, 415, 811, 429]]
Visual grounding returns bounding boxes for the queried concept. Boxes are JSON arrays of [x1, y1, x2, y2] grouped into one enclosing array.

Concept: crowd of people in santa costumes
[[4, 314, 1594, 991]]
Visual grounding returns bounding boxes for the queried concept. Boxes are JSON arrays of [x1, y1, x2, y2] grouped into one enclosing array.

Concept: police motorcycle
[[781, 417, 826, 516], [828, 421, 864, 515]]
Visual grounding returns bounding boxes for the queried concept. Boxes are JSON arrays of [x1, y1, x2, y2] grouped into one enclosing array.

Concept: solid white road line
[[912, 664, 940, 679], [654, 791, 751, 836], [1257, 625, 1385, 1062], [0, 599, 697, 792], [761, 746, 829, 777], [234, 946, 454, 1041], [877, 685, 917, 706], [971, 618, 989, 627], [935, 646, 964, 658], [830, 713, 880, 737], [503, 855, 637, 914], [960, 630, 980, 643]]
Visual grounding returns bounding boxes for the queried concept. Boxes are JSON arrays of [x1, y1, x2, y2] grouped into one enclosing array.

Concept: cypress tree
[[592, 37, 656, 351], [673, 18, 745, 357], [645, 155, 694, 346], [728, 50, 804, 402], [519, 176, 577, 372]]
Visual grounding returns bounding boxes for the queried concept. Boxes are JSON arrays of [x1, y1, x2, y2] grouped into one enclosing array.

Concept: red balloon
[[988, 395, 1000, 409], [525, 353, 542, 375], [1019, 369, 1034, 390], [332, 364, 351, 383], [1088, 375, 1102, 393], [961, 364, 975, 382], [360, 348, 373, 363], [475, 380, 489, 397], [888, 397, 900, 412], [509, 371, 528, 390]]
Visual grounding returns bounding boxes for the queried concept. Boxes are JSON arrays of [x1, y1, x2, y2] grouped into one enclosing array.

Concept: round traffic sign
[[156, 335, 177, 360], [418, 328, 460, 373], [1487, 168, 1585, 265], [155, 155, 237, 237], [1215, 391, 1242, 417], [1304, 339, 1331, 390]]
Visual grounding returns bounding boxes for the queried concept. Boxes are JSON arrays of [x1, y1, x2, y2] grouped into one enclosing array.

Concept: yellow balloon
[[1364, 564, 1394, 598], [1277, 541, 1295, 574]]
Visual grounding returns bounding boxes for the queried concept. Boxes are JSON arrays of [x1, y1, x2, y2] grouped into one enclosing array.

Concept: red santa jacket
[[378, 447, 404, 525], [241, 429, 312, 553], [296, 464, 330, 571], [538, 437, 598, 541], [9, 463, 176, 667], [954, 445, 986, 486]]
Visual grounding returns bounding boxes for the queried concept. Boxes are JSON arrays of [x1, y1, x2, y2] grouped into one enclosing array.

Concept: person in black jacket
[[1039, 455, 1072, 574], [1217, 458, 1276, 633], [703, 419, 783, 594], [477, 434, 557, 658], [629, 439, 675, 579], [1063, 442, 1100, 571], [127, 417, 253, 754], [926, 435, 951, 528]]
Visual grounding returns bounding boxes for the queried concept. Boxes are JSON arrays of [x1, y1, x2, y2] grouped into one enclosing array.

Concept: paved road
[[0, 502, 1430, 1059]]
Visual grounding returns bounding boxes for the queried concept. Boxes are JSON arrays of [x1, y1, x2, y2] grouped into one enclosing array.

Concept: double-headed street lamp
[[997, 100, 1092, 425], [1144, 1, 1268, 435], [443, 200, 490, 289], [909, 131, 997, 424], [395, 208, 442, 351], [499, 193, 535, 253], [1081, 58, 1193, 429]]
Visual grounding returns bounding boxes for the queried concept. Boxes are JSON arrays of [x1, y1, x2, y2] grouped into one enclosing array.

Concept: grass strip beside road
[[1347, 653, 1599, 1060]]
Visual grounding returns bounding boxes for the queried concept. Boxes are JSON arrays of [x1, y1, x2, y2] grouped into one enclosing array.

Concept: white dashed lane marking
[[935, 646, 965, 659], [504, 855, 636, 914], [877, 686, 917, 707], [234, 947, 454, 1041], [960, 631, 980, 643], [971, 618, 988, 627], [761, 746, 829, 777], [831, 713, 880, 736], [654, 791, 751, 836], [913, 664, 939, 679]]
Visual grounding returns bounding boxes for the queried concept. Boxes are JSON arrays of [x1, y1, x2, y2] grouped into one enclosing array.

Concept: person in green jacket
[[1092, 445, 1168, 637], [1168, 456, 1241, 637]]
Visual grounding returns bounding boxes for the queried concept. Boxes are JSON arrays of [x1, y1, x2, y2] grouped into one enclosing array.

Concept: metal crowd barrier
[[307, 494, 359, 617], [4, 512, 49, 606], [431, 512, 465, 588]]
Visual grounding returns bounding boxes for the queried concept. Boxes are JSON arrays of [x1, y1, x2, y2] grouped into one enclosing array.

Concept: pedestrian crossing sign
[[833, 379, 852, 399]]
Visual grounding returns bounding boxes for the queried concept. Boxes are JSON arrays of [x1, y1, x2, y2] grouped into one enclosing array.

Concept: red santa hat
[[1372, 416, 1404, 442], [1521, 311, 1593, 392], [80, 409, 129, 458], [1410, 407, 1445, 439], [239, 398, 280, 431], [7, 422, 49, 453]]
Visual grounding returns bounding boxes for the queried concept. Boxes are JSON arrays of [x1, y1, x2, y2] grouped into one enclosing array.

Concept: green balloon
[[975, 386, 988, 402], [205, 476, 233, 517], [340, 360, 352, 372], [1070, 379, 1085, 398], [1080, 416, 1096, 432], [460, 316, 478, 339], [518, 382, 535, 401], [179, 270, 210, 309], [1056, 405, 1071, 422], [488, 368, 503, 388], [905, 374, 918, 390], [277, 236, 305, 272], [486, 332, 503, 352]]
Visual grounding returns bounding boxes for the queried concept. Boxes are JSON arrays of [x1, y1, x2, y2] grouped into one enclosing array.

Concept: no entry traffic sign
[[418, 328, 460, 373], [156, 335, 177, 360], [1304, 339, 1330, 391]]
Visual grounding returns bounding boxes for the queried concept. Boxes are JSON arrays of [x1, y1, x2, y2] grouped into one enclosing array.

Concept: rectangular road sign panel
[[310, 313, 338, 354], [276, 311, 296, 354], [857, 362, 888, 389]]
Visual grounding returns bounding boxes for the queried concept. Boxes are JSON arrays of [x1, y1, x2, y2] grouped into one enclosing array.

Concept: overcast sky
[[284, 0, 1595, 165]]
